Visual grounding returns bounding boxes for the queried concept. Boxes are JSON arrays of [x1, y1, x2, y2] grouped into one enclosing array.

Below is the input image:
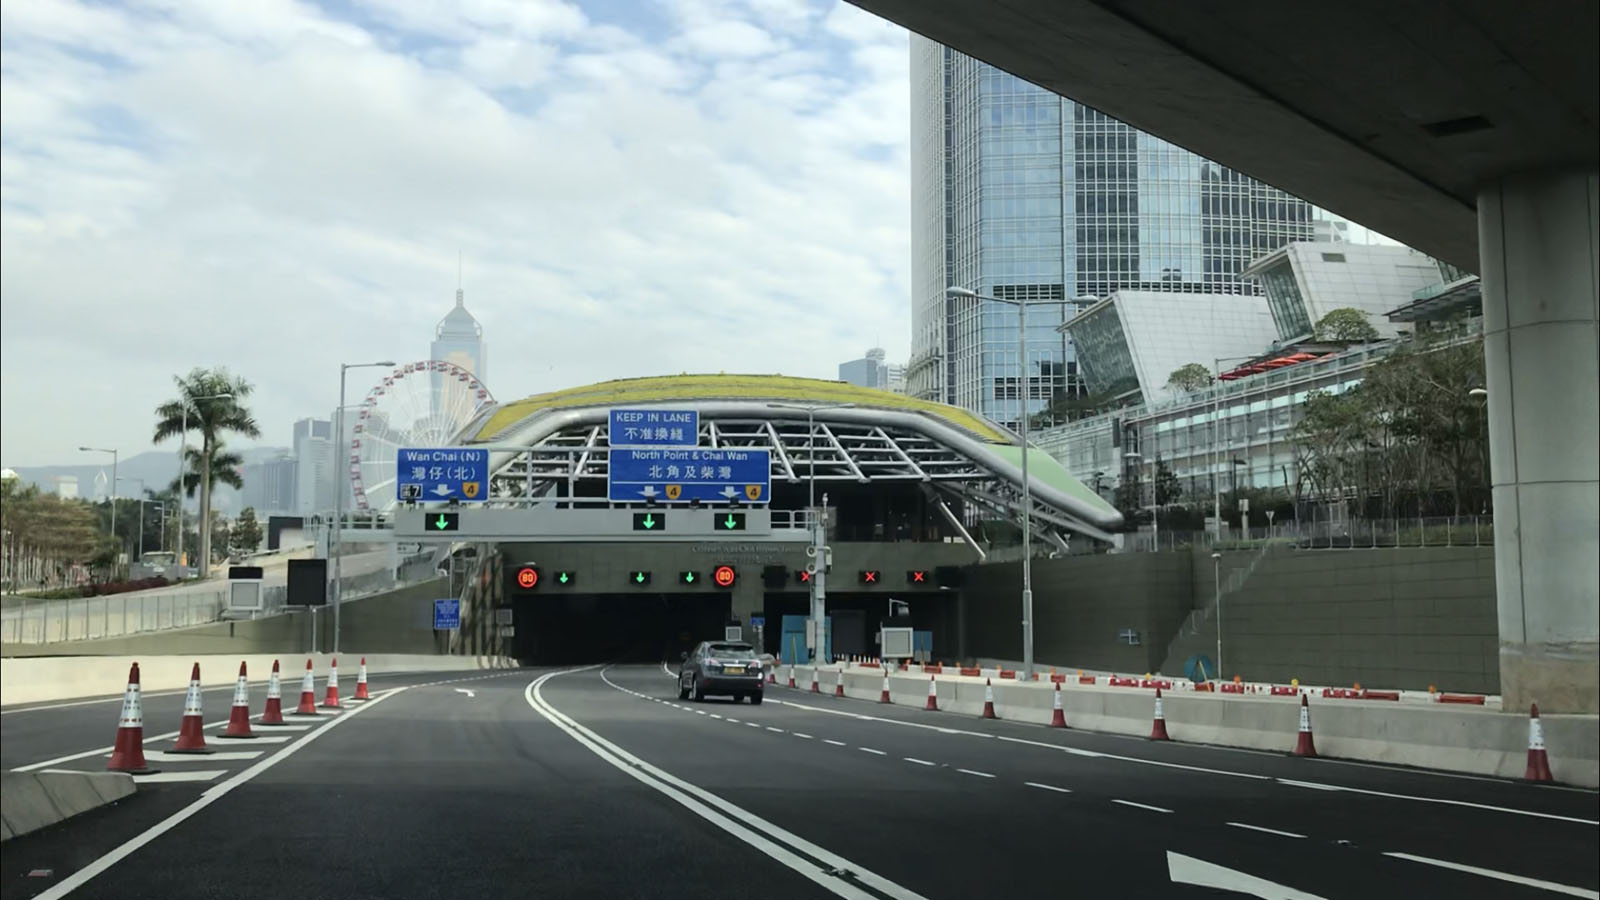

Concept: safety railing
[[1122, 516, 1495, 552]]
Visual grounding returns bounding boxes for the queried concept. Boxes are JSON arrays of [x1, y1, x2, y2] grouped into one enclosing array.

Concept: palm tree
[[169, 444, 245, 564], [153, 368, 260, 576]]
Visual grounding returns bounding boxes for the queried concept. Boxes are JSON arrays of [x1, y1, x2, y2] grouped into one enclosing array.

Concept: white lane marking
[[527, 669, 928, 900], [454, 689, 476, 698], [131, 770, 229, 784], [128, 750, 265, 762], [710, 714, 723, 720], [253, 724, 313, 732], [904, 757, 935, 766], [824, 739, 846, 746], [1167, 851, 1326, 899], [860, 747, 886, 756], [793, 732, 813, 739], [727, 718, 741, 724], [956, 768, 994, 778], [10, 718, 229, 772], [1382, 852, 1599, 898], [1025, 781, 1072, 793], [1227, 822, 1305, 839], [766, 727, 785, 733], [695, 710, 708, 715], [30, 686, 404, 900], [1275, 778, 1600, 826], [1112, 799, 1172, 813]]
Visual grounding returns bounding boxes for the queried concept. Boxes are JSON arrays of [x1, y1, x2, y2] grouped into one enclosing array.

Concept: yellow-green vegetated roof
[[473, 374, 1012, 444]]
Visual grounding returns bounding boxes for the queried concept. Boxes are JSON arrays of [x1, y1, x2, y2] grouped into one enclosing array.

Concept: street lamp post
[[79, 447, 118, 569], [948, 286, 1077, 681], [118, 477, 145, 562], [1210, 356, 1258, 543], [334, 361, 395, 655], [768, 401, 856, 665], [173, 392, 234, 577], [1212, 551, 1224, 680]]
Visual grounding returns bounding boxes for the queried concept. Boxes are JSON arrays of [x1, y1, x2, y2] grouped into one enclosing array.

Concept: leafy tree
[[1313, 307, 1380, 343], [0, 480, 108, 590], [1165, 363, 1214, 393], [170, 444, 245, 500], [230, 508, 264, 555], [1153, 459, 1183, 506], [153, 369, 259, 576]]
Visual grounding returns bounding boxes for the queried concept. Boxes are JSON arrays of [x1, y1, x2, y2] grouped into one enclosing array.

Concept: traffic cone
[[322, 657, 342, 708], [879, 671, 892, 704], [981, 678, 997, 719], [767, 667, 776, 685], [924, 675, 938, 711], [219, 662, 256, 739], [810, 668, 820, 693], [1524, 704, 1553, 782], [787, 665, 796, 689], [171, 663, 213, 754], [107, 662, 157, 774], [834, 669, 845, 698], [294, 658, 318, 715], [1149, 687, 1170, 741], [1293, 695, 1317, 757], [260, 660, 286, 725], [1050, 682, 1067, 728], [353, 657, 371, 701]]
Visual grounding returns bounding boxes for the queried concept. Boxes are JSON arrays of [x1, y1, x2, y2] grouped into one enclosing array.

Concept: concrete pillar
[[1477, 170, 1599, 713]]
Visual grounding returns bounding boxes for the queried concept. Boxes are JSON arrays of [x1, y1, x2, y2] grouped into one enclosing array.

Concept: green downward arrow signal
[[642, 514, 657, 529], [433, 515, 449, 530], [634, 572, 646, 583], [723, 514, 737, 529], [558, 573, 570, 584]]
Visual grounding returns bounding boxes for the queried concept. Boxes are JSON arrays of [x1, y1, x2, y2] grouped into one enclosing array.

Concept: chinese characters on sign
[[397, 448, 489, 501], [609, 409, 699, 448]]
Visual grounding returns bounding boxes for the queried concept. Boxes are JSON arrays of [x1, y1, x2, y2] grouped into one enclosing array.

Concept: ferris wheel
[[349, 360, 495, 512]]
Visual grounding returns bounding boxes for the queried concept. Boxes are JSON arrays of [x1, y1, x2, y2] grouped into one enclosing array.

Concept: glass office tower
[[908, 37, 1323, 431]]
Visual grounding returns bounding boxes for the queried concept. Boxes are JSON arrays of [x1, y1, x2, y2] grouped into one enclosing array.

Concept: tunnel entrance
[[512, 593, 732, 665]]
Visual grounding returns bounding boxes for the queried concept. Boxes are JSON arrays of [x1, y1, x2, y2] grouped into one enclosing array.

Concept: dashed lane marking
[[1112, 799, 1173, 814], [860, 747, 886, 756], [904, 758, 935, 766], [1227, 822, 1305, 839], [956, 768, 994, 778], [1025, 782, 1072, 793]]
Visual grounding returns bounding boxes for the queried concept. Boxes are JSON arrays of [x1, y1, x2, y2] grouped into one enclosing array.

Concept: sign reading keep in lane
[[608, 447, 771, 503], [610, 408, 699, 448], [398, 447, 488, 501]]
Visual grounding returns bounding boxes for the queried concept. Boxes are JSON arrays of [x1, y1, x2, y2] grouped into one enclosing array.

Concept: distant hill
[[7, 447, 292, 517]]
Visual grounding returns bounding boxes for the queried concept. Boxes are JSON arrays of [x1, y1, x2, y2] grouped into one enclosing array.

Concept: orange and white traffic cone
[[767, 667, 777, 685], [260, 660, 286, 725], [219, 662, 256, 739], [1149, 687, 1170, 741], [1293, 694, 1316, 757], [924, 675, 938, 711], [981, 678, 997, 719], [810, 667, 820, 693], [107, 662, 157, 774], [294, 658, 318, 715], [171, 663, 212, 754], [834, 669, 845, 698], [1524, 704, 1553, 782], [1050, 682, 1067, 728], [879, 671, 892, 704], [353, 657, 371, 701], [787, 665, 796, 689], [322, 657, 342, 708]]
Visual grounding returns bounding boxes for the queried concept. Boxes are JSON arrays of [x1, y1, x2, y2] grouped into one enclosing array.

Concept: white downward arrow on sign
[[432, 484, 454, 497], [719, 486, 739, 498], [1167, 851, 1326, 899], [639, 486, 659, 498], [454, 688, 476, 698]]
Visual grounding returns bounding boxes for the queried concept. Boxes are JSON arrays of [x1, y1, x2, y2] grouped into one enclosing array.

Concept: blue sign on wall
[[397, 448, 489, 502], [433, 598, 461, 630], [609, 408, 699, 448], [607, 447, 771, 503]]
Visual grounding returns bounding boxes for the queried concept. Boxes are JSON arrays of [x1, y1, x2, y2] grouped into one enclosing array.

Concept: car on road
[[678, 641, 764, 703]]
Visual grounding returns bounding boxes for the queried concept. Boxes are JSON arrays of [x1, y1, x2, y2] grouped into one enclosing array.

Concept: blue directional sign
[[750, 615, 765, 629], [397, 447, 489, 502], [609, 408, 699, 448], [433, 598, 461, 630], [608, 447, 771, 503]]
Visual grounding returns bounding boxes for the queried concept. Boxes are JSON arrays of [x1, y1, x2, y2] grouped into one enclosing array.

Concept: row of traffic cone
[[107, 657, 372, 773]]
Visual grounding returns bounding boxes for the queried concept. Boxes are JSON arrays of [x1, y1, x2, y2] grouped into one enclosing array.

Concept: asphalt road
[[4, 664, 1596, 899]]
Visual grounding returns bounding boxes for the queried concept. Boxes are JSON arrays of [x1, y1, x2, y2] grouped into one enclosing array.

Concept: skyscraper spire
[[456, 251, 464, 307]]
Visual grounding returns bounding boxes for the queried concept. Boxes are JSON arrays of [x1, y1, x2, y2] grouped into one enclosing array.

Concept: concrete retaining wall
[[1, 771, 136, 841], [785, 665, 1599, 788], [0, 653, 514, 707]]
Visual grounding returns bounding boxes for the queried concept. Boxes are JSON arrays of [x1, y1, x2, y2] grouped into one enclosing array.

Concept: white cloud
[[0, 0, 912, 466]]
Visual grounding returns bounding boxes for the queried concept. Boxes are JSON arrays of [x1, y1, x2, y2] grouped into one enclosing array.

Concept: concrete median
[[1, 771, 136, 842], [793, 664, 1599, 787], [0, 653, 515, 707]]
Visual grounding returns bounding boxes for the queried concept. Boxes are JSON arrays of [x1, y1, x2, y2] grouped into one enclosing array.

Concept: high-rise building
[[293, 420, 333, 516], [908, 37, 1334, 431], [431, 284, 487, 420], [241, 455, 297, 515], [838, 347, 905, 393]]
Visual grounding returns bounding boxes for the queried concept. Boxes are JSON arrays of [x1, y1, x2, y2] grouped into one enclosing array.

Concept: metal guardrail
[[0, 555, 442, 646], [1121, 516, 1495, 552]]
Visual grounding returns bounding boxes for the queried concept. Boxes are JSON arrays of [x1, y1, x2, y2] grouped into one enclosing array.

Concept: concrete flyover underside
[[847, 0, 1598, 273]]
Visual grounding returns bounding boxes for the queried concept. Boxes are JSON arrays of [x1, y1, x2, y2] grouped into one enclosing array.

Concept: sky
[[0, 0, 913, 467]]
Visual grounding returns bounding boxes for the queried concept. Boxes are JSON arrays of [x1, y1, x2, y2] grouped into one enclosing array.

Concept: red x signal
[[909, 570, 927, 583], [860, 570, 879, 584]]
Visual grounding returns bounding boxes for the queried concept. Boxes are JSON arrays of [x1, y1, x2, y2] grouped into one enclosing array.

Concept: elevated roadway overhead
[[848, 0, 1600, 713]]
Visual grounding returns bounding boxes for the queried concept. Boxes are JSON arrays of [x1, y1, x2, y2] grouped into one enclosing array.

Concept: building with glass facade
[[838, 347, 906, 393], [1245, 243, 1440, 343], [908, 36, 1332, 432], [431, 286, 487, 419]]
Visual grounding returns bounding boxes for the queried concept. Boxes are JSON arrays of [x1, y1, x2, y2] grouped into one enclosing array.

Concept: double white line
[[524, 668, 927, 900]]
